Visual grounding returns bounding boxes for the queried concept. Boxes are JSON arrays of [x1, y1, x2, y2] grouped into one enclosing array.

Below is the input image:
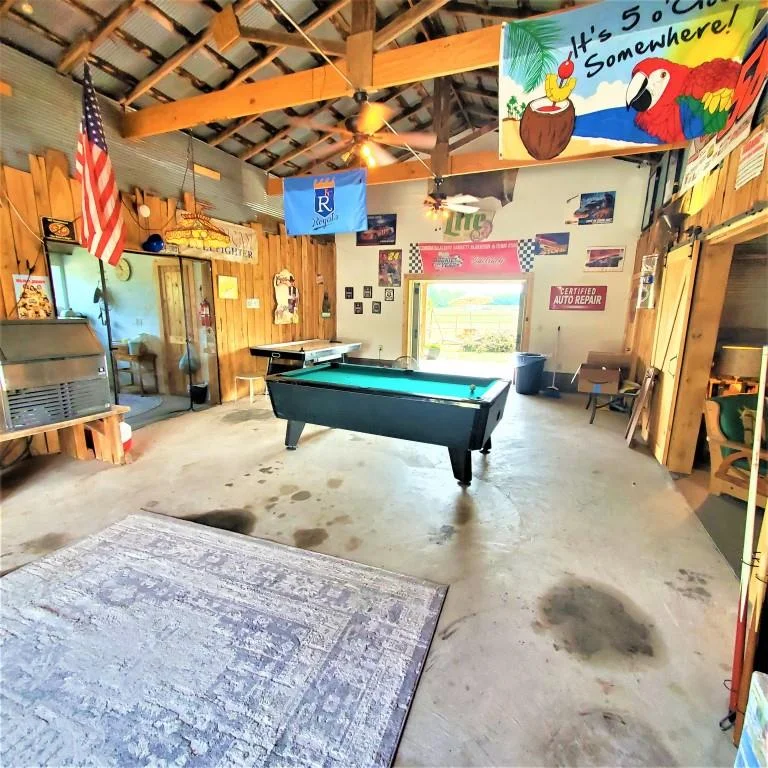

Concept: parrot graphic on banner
[[626, 56, 742, 144]]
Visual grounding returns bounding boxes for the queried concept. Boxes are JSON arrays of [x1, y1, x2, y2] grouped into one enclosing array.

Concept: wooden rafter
[[122, 25, 501, 139], [373, 0, 450, 48], [443, 1, 536, 20], [57, 0, 145, 74], [0, 0, 16, 17], [121, 0, 260, 106], [225, 0, 352, 89], [449, 121, 497, 151], [202, 0, 351, 149], [239, 27, 346, 57], [453, 83, 498, 100]]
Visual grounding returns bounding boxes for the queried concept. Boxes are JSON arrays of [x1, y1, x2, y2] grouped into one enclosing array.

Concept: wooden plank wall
[[0, 150, 337, 408]]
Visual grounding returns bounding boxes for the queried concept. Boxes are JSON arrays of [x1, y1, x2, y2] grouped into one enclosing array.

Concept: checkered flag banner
[[407, 243, 423, 274], [518, 239, 536, 272]]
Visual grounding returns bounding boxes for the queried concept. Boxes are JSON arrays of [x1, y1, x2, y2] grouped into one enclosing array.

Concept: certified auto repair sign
[[549, 285, 607, 311]]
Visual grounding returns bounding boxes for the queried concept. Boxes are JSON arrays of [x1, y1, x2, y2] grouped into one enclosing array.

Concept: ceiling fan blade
[[305, 139, 350, 161], [289, 116, 355, 138], [358, 101, 394, 135], [446, 193, 479, 204], [368, 142, 397, 166], [447, 203, 480, 213], [371, 131, 437, 151]]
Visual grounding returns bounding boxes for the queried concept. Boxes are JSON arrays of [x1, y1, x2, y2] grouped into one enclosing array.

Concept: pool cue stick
[[733, 344, 768, 745], [728, 345, 768, 729]]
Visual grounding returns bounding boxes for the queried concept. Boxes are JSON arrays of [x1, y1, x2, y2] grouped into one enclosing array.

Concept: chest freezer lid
[[0, 319, 105, 363]]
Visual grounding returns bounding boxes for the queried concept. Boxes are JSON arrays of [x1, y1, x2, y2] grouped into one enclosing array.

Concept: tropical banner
[[284, 169, 367, 236], [499, 1, 760, 162]]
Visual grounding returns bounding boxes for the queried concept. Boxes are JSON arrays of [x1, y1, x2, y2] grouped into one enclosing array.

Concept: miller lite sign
[[284, 168, 367, 236]]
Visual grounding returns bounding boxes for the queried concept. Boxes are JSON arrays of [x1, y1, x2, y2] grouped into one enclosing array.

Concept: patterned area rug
[[1, 514, 446, 767]]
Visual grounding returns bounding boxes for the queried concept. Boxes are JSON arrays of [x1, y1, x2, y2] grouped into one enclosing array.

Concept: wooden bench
[[0, 406, 130, 465]]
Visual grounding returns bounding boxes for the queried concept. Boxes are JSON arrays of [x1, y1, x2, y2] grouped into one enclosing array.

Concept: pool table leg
[[481, 436, 492, 454], [285, 420, 306, 450], [448, 446, 472, 487]]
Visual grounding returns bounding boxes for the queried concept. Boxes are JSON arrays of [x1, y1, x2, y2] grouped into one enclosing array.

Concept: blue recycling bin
[[515, 353, 546, 395]]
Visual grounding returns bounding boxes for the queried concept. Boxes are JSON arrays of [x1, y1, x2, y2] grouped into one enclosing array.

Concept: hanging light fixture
[[165, 138, 230, 250]]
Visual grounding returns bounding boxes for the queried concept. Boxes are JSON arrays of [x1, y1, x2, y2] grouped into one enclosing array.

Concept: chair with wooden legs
[[703, 394, 767, 508]]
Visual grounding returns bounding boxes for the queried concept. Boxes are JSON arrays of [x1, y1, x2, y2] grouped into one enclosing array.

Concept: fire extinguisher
[[199, 297, 211, 328]]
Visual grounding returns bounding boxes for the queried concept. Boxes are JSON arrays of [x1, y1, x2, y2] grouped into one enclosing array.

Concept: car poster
[[357, 214, 397, 246]]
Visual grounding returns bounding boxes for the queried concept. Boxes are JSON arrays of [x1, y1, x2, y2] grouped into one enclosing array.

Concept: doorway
[[405, 278, 531, 377], [47, 247, 221, 429]]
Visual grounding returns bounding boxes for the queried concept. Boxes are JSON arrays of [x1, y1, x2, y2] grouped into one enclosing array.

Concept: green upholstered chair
[[703, 394, 767, 508]]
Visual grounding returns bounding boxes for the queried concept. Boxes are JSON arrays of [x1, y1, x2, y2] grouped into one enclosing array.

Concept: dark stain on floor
[[327, 477, 344, 489], [665, 569, 711, 602], [291, 490, 311, 502], [431, 524, 455, 545], [454, 495, 474, 526], [21, 532, 71, 554], [259, 467, 274, 474], [183, 509, 256, 535], [345, 536, 362, 551], [545, 710, 677, 767], [538, 579, 658, 661], [293, 528, 328, 549], [143, 500, 159, 509], [258, 479, 266, 484], [221, 410, 271, 424], [224, 482, 233, 487], [328, 514, 351, 525]]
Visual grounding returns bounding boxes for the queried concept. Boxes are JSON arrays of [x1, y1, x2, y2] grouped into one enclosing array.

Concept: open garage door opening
[[408, 279, 530, 378]]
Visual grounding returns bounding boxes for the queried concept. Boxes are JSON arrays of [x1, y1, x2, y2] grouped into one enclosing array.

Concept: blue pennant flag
[[283, 169, 367, 236]]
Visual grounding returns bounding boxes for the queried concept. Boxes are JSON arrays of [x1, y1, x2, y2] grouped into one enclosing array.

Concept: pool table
[[266, 363, 510, 487]]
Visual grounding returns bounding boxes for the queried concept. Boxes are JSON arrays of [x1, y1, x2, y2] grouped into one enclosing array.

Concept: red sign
[[549, 285, 607, 311], [418, 240, 520, 276]]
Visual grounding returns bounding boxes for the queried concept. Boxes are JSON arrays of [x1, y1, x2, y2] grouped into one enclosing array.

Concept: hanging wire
[[266, 0, 435, 178]]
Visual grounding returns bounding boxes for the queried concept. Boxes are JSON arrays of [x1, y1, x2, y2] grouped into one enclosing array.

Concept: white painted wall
[[336, 158, 649, 373]]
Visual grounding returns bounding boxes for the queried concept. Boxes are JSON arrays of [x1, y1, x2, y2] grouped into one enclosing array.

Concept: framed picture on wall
[[354, 302, 363, 314], [584, 246, 625, 272], [356, 214, 397, 246], [345, 287, 354, 299], [363, 285, 373, 298], [372, 301, 381, 314], [378, 249, 402, 287], [384, 288, 395, 302]]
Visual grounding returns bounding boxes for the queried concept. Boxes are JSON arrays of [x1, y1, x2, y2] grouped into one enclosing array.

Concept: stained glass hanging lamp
[[165, 139, 231, 250]]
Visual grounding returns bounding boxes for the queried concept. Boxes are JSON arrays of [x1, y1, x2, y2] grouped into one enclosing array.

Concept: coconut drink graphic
[[520, 53, 577, 160]]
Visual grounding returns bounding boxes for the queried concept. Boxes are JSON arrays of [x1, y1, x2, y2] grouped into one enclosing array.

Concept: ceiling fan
[[424, 177, 480, 219], [291, 91, 437, 169]]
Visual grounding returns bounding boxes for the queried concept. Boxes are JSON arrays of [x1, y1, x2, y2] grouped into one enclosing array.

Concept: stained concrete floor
[[0, 392, 739, 766]]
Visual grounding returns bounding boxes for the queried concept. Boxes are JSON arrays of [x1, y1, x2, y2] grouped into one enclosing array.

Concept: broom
[[542, 326, 561, 398]]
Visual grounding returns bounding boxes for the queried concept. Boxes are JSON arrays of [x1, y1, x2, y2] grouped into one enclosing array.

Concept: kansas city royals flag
[[283, 168, 367, 236]]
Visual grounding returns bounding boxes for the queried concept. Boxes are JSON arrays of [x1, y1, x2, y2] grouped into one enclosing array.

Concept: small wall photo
[[584, 246, 625, 272]]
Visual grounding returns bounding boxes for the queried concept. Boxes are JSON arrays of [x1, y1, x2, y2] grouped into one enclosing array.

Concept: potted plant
[[426, 344, 441, 360]]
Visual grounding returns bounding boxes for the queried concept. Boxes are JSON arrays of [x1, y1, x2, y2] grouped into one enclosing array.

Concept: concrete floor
[[0, 392, 739, 766]]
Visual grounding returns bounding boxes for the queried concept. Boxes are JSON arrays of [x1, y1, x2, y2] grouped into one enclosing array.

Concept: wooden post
[[347, 0, 375, 89]]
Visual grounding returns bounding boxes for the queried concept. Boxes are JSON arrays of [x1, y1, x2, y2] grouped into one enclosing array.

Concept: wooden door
[[648, 241, 699, 465], [157, 262, 195, 396]]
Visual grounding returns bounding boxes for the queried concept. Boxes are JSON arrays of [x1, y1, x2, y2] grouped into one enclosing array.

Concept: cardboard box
[[577, 365, 621, 395]]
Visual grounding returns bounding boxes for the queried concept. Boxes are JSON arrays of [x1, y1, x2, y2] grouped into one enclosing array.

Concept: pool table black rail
[[265, 371, 510, 486], [266, 364, 510, 407]]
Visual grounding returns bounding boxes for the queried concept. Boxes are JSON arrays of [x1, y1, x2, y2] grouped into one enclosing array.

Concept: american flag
[[74, 63, 126, 266]]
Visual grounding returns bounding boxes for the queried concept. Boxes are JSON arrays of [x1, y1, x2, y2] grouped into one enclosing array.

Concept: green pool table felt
[[279, 365, 497, 400]]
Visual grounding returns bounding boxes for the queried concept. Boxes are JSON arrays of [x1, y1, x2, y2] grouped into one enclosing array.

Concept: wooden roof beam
[[226, 0, 352, 89], [453, 83, 498, 100], [0, 0, 15, 17], [122, 25, 501, 139], [239, 27, 346, 57], [266, 134, 335, 171], [121, 0, 259, 106], [373, 0, 450, 48], [57, 0, 145, 74], [449, 121, 497, 152], [266, 139, 678, 195]]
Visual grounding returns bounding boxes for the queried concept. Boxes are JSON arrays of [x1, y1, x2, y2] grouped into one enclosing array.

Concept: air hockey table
[[250, 339, 361, 375]]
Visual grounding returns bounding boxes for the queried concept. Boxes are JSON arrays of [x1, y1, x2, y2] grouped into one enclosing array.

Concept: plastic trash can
[[515, 353, 546, 395]]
